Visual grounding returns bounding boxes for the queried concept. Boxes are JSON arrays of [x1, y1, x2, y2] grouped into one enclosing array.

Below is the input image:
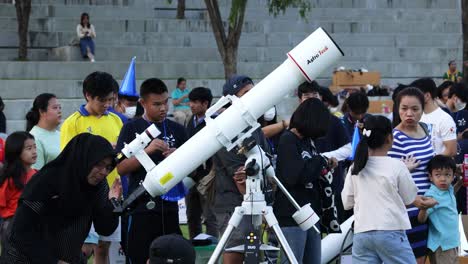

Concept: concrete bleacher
[[0, 0, 462, 133]]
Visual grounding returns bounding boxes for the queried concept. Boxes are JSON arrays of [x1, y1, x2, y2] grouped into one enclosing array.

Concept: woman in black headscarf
[[1, 133, 121, 264]]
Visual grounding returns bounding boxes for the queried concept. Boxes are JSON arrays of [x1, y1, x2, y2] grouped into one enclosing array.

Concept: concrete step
[[0, 0, 462, 11], [0, 48, 49, 60], [1, 0, 459, 9], [0, 16, 461, 34], [0, 79, 229, 100], [0, 4, 207, 19], [0, 4, 460, 22], [0, 76, 440, 101], [4, 98, 84, 124], [0, 29, 462, 50], [0, 0, 132, 6], [0, 60, 448, 80], [3, 94, 302, 134], [0, 61, 288, 80], [44, 45, 462, 63]]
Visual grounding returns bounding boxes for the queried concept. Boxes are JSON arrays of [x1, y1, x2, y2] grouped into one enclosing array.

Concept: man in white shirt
[[411, 78, 457, 156]]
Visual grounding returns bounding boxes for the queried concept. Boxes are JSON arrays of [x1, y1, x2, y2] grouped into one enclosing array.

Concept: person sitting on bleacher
[[77, 13, 96, 62]]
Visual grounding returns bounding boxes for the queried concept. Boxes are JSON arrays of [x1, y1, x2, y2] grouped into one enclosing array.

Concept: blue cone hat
[[119, 56, 138, 97]]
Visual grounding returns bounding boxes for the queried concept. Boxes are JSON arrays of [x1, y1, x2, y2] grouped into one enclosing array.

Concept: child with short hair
[[418, 155, 459, 264]]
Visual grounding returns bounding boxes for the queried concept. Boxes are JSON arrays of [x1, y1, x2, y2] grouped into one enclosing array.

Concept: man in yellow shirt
[[60, 71, 123, 264], [443, 60, 463, 83]]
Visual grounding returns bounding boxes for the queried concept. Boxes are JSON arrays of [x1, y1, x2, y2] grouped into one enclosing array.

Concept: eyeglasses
[[94, 161, 115, 172]]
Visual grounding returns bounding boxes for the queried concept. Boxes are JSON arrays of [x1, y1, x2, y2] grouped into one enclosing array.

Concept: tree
[[462, 0, 468, 82], [15, 0, 32, 60], [176, 0, 185, 19], [204, 0, 310, 79]]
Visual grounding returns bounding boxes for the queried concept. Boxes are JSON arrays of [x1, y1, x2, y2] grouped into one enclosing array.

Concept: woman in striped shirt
[[388, 87, 437, 264]]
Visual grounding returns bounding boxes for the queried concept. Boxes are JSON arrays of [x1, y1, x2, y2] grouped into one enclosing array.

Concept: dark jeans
[[186, 187, 218, 239], [126, 211, 181, 264], [79, 37, 95, 57]]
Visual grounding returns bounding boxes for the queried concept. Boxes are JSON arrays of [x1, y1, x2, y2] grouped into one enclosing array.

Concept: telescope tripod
[[208, 138, 320, 264], [208, 176, 299, 264]]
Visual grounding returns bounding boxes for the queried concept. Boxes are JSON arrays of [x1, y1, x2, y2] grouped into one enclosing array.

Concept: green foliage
[[267, 0, 311, 19], [228, 0, 310, 26], [228, 0, 248, 28]]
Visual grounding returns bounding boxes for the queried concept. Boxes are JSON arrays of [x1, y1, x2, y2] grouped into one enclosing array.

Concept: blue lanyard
[[267, 138, 275, 154], [193, 115, 205, 128]]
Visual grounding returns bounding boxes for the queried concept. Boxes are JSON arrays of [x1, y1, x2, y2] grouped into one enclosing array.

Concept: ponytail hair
[[351, 115, 392, 175], [26, 93, 56, 132]]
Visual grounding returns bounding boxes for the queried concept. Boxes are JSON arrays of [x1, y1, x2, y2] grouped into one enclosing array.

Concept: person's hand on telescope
[[163, 147, 176, 157], [109, 178, 122, 200], [145, 139, 169, 154], [233, 166, 247, 195], [233, 166, 246, 184]]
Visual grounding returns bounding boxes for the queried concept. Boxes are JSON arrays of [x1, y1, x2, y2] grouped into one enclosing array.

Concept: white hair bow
[[362, 129, 372, 138]]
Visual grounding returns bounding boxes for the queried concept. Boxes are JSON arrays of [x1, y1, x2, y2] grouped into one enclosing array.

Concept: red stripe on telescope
[[287, 53, 312, 83], [298, 211, 316, 226]]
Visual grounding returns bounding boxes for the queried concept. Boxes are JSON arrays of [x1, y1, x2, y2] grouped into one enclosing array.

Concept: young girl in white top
[[342, 115, 420, 264], [76, 13, 96, 62]]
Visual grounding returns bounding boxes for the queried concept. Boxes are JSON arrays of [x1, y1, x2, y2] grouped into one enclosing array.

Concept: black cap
[[319, 86, 339, 107], [223, 75, 254, 96], [149, 234, 196, 264]]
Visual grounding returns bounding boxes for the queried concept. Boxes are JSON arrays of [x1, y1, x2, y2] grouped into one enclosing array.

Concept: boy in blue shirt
[[418, 155, 460, 264]]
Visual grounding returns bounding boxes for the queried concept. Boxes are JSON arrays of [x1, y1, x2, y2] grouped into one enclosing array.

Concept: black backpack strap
[[419, 122, 430, 137]]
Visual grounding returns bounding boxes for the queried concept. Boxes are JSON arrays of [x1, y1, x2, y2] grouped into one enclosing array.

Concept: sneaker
[[91, 58, 95, 62]]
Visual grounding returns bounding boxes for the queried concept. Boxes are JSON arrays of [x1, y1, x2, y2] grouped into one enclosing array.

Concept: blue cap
[[222, 75, 254, 96], [119, 56, 139, 98]]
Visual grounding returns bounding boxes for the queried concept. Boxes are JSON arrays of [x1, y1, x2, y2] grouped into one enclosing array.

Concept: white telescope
[[134, 27, 344, 198], [118, 27, 347, 261]]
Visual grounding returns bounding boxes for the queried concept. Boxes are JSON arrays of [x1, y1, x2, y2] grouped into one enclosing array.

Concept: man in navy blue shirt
[[185, 87, 218, 239], [442, 82, 468, 139], [341, 91, 370, 137], [116, 78, 188, 264]]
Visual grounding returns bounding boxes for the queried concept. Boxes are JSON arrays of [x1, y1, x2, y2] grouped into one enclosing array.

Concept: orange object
[[0, 169, 37, 218]]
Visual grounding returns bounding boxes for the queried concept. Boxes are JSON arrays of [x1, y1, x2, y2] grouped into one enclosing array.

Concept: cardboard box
[[368, 97, 393, 114], [330, 71, 381, 94]]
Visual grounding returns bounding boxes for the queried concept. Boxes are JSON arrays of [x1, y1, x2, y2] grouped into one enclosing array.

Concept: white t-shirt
[[420, 107, 456, 154], [341, 157, 418, 233]]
